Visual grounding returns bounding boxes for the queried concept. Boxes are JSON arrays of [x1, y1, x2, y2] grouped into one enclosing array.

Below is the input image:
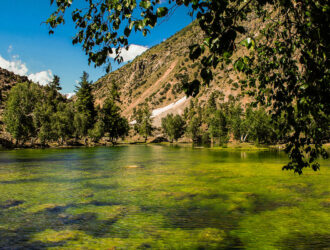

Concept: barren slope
[[93, 21, 254, 126]]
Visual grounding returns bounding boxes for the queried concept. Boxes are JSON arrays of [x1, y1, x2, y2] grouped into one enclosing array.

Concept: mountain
[[92, 22, 244, 127], [0, 21, 246, 132]]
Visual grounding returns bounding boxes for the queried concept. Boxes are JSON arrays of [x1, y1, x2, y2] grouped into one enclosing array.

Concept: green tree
[[100, 97, 129, 143], [48, 0, 330, 173], [243, 107, 275, 145], [73, 112, 90, 142], [161, 114, 185, 142], [204, 93, 219, 145], [228, 103, 244, 142], [74, 71, 96, 139], [88, 80, 129, 143], [34, 101, 54, 145], [133, 104, 153, 142], [52, 102, 75, 144], [49, 75, 62, 91], [88, 119, 105, 143], [186, 115, 201, 143], [31, 75, 66, 146], [217, 109, 229, 146], [46, 75, 64, 111], [3, 82, 40, 145]]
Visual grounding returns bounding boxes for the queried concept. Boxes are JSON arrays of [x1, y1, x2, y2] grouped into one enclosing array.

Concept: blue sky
[[0, 0, 194, 94]]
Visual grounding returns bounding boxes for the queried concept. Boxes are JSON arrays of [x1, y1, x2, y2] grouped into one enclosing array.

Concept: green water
[[0, 145, 329, 249]]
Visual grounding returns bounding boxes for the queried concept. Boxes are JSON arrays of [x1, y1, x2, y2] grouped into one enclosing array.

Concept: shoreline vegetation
[[0, 75, 328, 159], [0, 139, 312, 152]]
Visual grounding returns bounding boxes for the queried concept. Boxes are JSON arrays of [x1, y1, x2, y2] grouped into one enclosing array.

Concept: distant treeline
[[161, 92, 281, 146], [1, 74, 309, 147], [2, 72, 129, 146]]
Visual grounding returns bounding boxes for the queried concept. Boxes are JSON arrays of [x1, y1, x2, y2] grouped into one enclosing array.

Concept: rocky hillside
[[93, 22, 246, 126]]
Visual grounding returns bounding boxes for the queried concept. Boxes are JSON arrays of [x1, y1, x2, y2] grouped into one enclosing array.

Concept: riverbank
[[0, 137, 280, 152], [1, 134, 329, 153]]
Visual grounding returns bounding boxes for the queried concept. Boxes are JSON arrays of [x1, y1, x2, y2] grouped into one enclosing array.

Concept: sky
[[0, 0, 194, 95]]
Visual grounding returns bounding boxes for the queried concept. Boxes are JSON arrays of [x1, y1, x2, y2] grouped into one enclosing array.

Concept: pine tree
[[74, 72, 96, 139]]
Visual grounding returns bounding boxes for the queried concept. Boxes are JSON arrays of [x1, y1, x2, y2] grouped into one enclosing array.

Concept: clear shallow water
[[0, 145, 329, 249]]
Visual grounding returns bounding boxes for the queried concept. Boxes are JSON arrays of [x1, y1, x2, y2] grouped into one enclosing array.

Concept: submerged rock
[[28, 203, 67, 213], [0, 199, 24, 209], [149, 136, 168, 143]]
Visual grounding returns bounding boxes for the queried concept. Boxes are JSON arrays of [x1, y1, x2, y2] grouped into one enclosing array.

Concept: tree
[[74, 71, 96, 139], [88, 119, 105, 142], [206, 109, 229, 147], [100, 97, 129, 143], [3, 82, 40, 145], [73, 112, 90, 141], [49, 75, 62, 91], [48, 0, 330, 173], [204, 93, 219, 145], [133, 104, 153, 142], [52, 102, 75, 144], [161, 114, 185, 142], [186, 116, 201, 143], [244, 107, 274, 145], [89, 80, 129, 143], [34, 101, 54, 145], [216, 109, 229, 146], [228, 103, 244, 142]]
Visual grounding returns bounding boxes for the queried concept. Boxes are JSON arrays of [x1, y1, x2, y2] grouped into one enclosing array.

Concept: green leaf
[[124, 27, 131, 37], [183, 80, 200, 97], [233, 26, 246, 34], [156, 7, 168, 17], [189, 45, 202, 60], [140, 0, 151, 9]]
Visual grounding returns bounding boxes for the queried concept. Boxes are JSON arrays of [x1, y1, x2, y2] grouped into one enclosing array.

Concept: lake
[[0, 145, 329, 249]]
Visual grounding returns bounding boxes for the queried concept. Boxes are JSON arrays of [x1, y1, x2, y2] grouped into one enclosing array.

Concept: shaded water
[[0, 145, 329, 249]]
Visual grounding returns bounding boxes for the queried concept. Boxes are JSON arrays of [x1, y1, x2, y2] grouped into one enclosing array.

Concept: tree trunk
[[243, 133, 248, 142]]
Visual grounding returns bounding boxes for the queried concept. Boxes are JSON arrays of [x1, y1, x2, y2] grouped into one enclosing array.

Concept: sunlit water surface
[[0, 145, 329, 249]]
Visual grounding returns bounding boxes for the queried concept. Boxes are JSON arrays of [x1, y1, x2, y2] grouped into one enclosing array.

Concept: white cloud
[[0, 54, 53, 86], [109, 44, 148, 62], [28, 70, 53, 86], [0, 55, 28, 76], [65, 92, 75, 99], [7, 45, 13, 53]]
